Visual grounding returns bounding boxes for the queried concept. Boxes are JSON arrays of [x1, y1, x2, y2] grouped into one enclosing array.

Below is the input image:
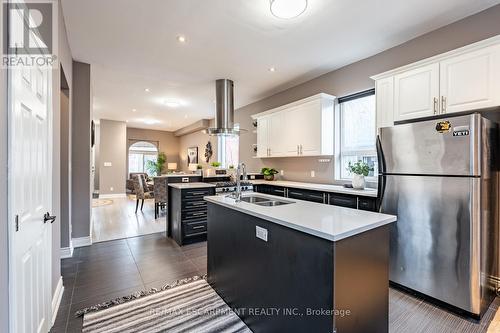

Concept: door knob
[[43, 212, 56, 224]]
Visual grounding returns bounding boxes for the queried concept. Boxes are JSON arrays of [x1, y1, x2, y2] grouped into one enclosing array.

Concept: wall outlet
[[310, 171, 315, 178], [280, 170, 284, 176], [250, 175, 256, 180], [256, 226, 268, 242], [110, 187, 114, 191], [104, 162, 112, 167]]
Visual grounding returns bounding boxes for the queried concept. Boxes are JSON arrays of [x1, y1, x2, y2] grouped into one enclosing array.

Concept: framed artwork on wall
[[187, 146, 199, 164]]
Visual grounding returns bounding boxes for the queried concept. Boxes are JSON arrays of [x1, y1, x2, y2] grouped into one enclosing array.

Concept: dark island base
[[207, 202, 390, 333]]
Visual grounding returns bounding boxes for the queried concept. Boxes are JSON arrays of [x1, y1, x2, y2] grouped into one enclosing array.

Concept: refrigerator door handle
[[376, 135, 387, 211]]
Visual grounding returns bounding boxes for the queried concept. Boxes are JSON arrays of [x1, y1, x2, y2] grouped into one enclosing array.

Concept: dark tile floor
[[50, 232, 499, 333], [50, 233, 207, 333]]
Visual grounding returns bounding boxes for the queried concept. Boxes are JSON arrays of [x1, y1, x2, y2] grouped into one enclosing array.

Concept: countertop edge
[[204, 196, 396, 241]]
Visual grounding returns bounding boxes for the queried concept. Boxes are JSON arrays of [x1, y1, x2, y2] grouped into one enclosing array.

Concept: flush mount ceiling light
[[269, 67, 276, 72], [270, 0, 307, 19], [132, 108, 137, 112], [164, 99, 180, 108], [143, 119, 160, 125], [177, 35, 186, 43], [144, 88, 151, 93]]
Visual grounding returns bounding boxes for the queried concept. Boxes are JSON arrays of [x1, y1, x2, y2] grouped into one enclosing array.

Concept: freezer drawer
[[379, 114, 481, 176], [381, 174, 482, 314]]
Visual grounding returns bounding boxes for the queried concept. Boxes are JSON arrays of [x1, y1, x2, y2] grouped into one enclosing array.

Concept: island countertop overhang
[[204, 193, 396, 242]]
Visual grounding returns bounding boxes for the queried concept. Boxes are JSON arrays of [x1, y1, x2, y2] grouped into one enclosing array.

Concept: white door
[[440, 44, 500, 114], [268, 112, 286, 157], [8, 36, 53, 333], [256, 116, 270, 158], [394, 63, 440, 121], [375, 76, 394, 131]]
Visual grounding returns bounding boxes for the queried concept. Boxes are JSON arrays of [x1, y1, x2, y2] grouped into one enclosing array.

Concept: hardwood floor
[[91, 197, 165, 242], [51, 233, 499, 333]]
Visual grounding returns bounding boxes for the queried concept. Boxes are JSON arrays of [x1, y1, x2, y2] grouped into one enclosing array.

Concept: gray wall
[[236, 4, 500, 184], [99, 120, 127, 195], [60, 90, 71, 249], [71, 61, 92, 238], [0, 2, 8, 329]]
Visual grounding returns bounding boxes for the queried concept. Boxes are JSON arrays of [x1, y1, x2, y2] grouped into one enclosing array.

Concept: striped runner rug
[[77, 276, 251, 333]]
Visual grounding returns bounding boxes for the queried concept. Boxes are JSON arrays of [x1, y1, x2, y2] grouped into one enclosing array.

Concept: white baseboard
[[99, 193, 126, 199], [51, 277, 64, 327], [60, 245, 74, 259], [72, 236, 92, 248]]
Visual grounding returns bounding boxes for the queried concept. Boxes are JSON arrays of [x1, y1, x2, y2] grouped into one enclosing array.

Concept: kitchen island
[[205, 193, 396, 333]]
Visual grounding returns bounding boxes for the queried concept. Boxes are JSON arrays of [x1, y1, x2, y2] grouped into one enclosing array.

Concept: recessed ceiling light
[[125, 120, 129, 123], [177, 35, 186, 43], [145, 88, 150, 93], [132, 108, 137, 112], [164, 99, 180, 108], [270, 0, 307, 19], [269, 67, 276, 72], [184, 114, 188, 119]]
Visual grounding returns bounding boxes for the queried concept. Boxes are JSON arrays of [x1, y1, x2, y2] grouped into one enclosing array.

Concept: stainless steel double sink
[[240, 194, 294, 207]]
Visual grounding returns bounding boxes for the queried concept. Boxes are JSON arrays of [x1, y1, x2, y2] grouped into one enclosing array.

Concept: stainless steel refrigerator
[[377, 113, 499, 317]]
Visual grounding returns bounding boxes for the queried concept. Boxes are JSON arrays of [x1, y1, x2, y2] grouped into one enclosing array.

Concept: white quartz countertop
[[168, 182, 215, 189], [204, 193, 396, 242], [157, 174, 201, 178], [249, 180, 378, 197]]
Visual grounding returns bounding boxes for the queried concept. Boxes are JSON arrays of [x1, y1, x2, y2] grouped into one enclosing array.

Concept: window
[[338, 90, 377, 180], [217, 124, 240, 168], [128, 141, 158, 176]]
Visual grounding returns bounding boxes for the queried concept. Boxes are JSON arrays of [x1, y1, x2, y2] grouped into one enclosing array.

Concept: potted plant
[[145, 152, 167, 176], [347, 161, 373, 189], [210, 161, 222, 168], [261, 167, 279, 181]]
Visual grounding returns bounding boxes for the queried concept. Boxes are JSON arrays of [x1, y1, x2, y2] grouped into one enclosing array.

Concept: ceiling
[[61, 0, 500, 131]]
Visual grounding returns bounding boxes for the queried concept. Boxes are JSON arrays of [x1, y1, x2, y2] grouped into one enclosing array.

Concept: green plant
[[228, 165, 235, 169], [261, 167, 279, 176], [347, 161, 373, 177], [196, 164, 203, 170], [210, 161, 222, 168], [145, 152, 167, 176]]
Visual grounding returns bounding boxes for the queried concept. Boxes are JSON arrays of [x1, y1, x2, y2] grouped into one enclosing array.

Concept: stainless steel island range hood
[[205, 79, 246, 136]]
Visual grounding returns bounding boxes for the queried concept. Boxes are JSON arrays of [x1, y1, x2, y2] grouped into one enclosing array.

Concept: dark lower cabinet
[[287, 188, 326, 203], [168, 186, 215, 246], [255, 183, 378, 211], [329, 193, 358, 209]]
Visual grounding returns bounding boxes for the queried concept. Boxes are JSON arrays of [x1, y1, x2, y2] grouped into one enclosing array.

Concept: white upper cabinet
[[394, 63, 440, 121], [375, 77, 394, 130], [256, 116, 270, 158], [252, 94, 335, 158], [440, 44, 500, 114], [372, 36, 500, 125]]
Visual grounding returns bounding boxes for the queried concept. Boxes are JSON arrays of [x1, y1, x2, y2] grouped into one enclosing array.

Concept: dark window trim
[[338, 88, 375, 104]]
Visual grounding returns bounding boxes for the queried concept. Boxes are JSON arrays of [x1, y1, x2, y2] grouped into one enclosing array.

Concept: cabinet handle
[[300, 145, 303, 155], [441, 96, 446, 113], [190, 191, 207, 195], [297, 145, 299, 155], [290, 191, 303, 196], [308, 194, 323, 199], [192, 225, 205, 230], [433, 97, 438, 115]]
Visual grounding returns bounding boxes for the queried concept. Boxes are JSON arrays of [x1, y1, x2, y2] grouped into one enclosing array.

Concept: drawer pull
[[191, 212, 205, 216], [190, 202, 206, 205], [290, 192, 303, 196], [190, 191, 208, 195], [309, 195, 323, 199], [274, 189, 285, 193], [192, 225, 205, 230]]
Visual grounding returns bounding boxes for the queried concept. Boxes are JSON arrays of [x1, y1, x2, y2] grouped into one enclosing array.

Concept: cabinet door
[[256, 116, 270, 158], [283, 105, 302, 156], [394, 63, 440, 121], [268, 112, 287, 156], [440, 44, 500, 114], [299, 100, 322, 156], [376, 77, 394, 131]]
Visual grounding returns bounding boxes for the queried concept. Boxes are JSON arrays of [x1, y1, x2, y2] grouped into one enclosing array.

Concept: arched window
[[128, 141, 158, 175]]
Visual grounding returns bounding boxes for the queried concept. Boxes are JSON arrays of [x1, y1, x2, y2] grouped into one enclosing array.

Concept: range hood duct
[[205, 79, 246, 136]]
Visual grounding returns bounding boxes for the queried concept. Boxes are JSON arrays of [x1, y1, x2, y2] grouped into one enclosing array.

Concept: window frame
[[217, 124, 240, 168], [336, 89, 377, 182]]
